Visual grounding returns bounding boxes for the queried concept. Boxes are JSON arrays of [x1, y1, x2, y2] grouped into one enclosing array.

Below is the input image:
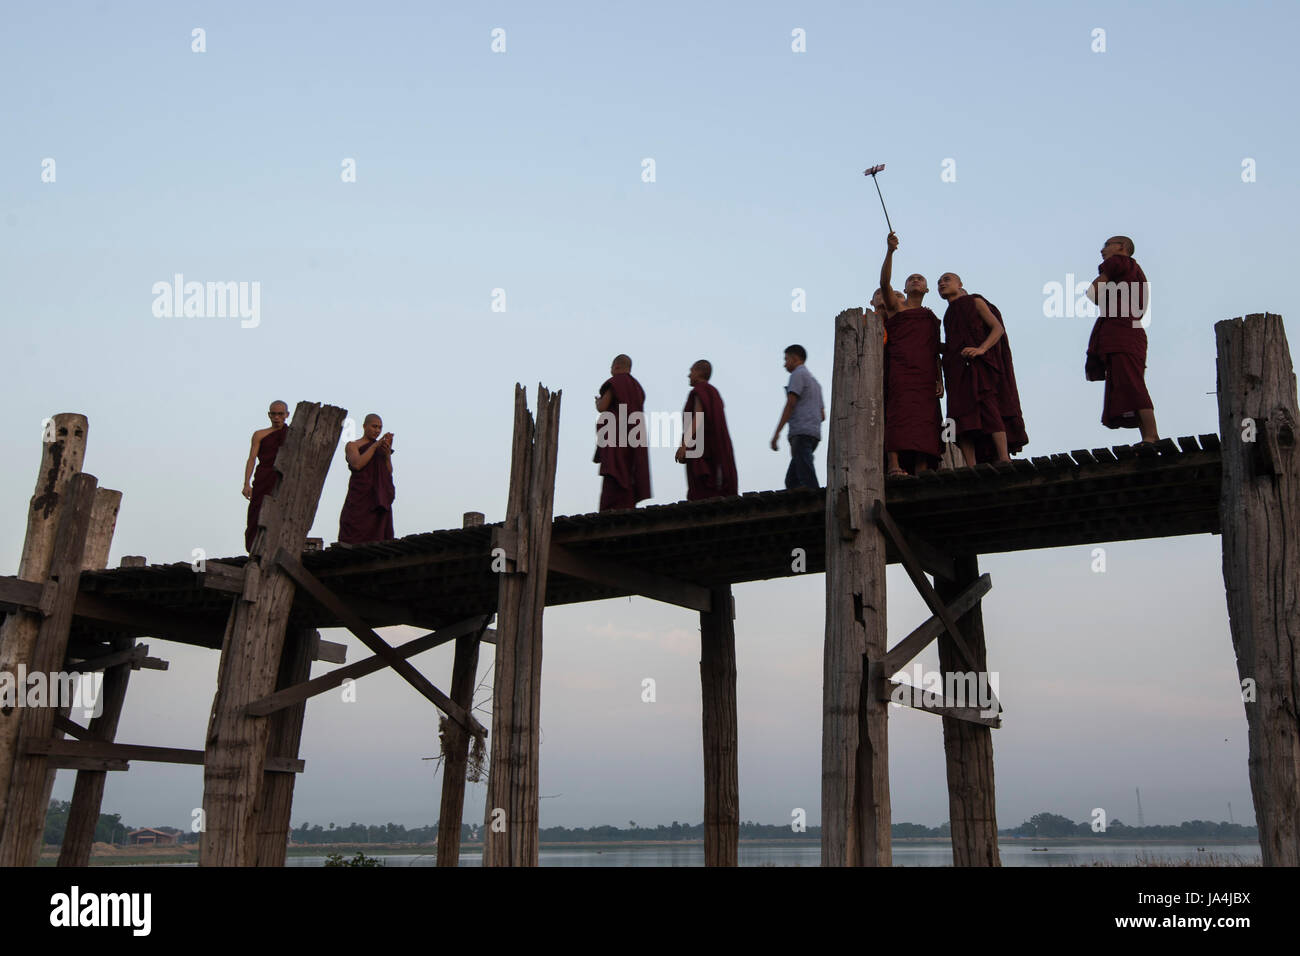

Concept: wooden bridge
[[0, 310, 1293, 867]]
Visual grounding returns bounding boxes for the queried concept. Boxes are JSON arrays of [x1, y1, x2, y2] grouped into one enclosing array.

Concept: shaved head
[[691, 359, 712, 380], [363, 413, 382, 426], [612, 354, 632, 373], [940, 272, 961, 287], [269, 400, 288, 413], [1108, 235, 1135, 256]]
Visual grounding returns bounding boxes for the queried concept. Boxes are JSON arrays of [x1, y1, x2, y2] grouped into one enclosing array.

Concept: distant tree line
[[45, 802, 1258, 847]]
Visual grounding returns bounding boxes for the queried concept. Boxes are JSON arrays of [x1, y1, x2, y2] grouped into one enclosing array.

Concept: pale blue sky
[[2, 1, 1295, 832]]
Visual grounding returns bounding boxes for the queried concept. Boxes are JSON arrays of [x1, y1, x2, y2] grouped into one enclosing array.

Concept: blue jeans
[[785, 434, 820, 490]]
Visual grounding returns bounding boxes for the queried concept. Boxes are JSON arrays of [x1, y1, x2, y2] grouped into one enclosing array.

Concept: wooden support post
[[201, 401, 346, 867], [0, 413, 88, 835], [1216, 312, 1300, 866], [0, 472, 98, 865], [51, 488, 125, 868], [822, 308, 890, 866], [700, 584, 738, 866], [253, 626, 317, 866], [934, 554, 1001, 866], [438, 512, 488, 868], [484, 385, 561, 867]]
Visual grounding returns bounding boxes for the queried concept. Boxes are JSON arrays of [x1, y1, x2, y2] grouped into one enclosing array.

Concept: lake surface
[[283, 842, 1261, 867]]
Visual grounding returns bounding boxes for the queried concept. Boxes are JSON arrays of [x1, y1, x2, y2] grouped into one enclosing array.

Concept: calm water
[[283, 842, 1261, 867]]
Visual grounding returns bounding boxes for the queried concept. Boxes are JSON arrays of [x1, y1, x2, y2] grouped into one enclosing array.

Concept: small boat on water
[[1031, 847, 1048, 852]]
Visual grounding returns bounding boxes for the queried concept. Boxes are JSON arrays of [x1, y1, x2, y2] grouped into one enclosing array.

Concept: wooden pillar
[[49, 490, 124, 867], [0, 413, 88, 833], [437, 512, 487, 867], [0, 472, 98, 865], [483, 385, 561, 867], [201, 401, 346, 866], [823, 308, 890, 866], [934, 554, 1000, 866], [1216, 312, 1300, 866], [700, 584, 738, 866], [252, 625, 317, 866]]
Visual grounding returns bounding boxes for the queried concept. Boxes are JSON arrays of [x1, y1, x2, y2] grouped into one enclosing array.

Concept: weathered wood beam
[[273, 550, 486, 737], [1216, 312, 1300, 866], [872, 500, 977, 672], [823, 308, 890, 867], [880, 679, 1001, 728], [53, 714, 91, 739], [934, 554, 1002, 866], [50, 756, 129, 772], [67, 642, 167, 673], [254, 627, 316, 866], [548, 542, 712, 612], [26, 737, 303, 772], [0, 413, 89, 841], [245, 617, 493, 717], [438, 512, 490, 868], [484, 384, 561, 867], [202, 401, 345, 867], [0, 472, 98, 866], [202, 559, 426, 630], [880, 574, 992, 676], [700, 584, 738, 866]]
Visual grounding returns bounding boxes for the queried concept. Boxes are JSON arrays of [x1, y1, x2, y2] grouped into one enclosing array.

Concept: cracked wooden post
[[934, 554, 1000, 866], [700, 584, 738, 866], [252, 625, 318, 866], [49, 488, 124, 867], [0, 413, 88, 836], [201, 401, 346, 866], [483, 385, 561, 867], [0, 472, 98, 865], [823, 308, 890, 866], [437, 511, 486, 867], [1216, 312, 1300, 866]]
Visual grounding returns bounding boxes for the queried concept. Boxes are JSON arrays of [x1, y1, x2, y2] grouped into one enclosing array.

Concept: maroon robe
[[1085, 254, 1152, 429], [594, 373, 652, 511], [338, 439, 396, 544], [245, 425, 289, 552], [941, 294, 1028, 461], [884, 306, 944, 468], [682, 382, 738, 500]]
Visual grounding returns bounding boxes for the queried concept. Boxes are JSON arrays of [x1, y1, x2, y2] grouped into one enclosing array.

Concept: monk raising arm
[[346, 431, 394, 472], [879, 232, 901, 318]]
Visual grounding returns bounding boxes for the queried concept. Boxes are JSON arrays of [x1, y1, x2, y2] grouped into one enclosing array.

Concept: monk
[[937, 274, 1029, 465], [594, 354, 652, 511], [338, 413, 396, 544], [243, 401, 291, 551], [675, 359, 738, 500], [878, 232, 944, 476], [1085, 235, 1158, 443]]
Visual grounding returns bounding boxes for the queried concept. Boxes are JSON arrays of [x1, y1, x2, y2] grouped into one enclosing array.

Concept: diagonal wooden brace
[[272, 549, 487, 738], [872, 500, 977, 671], [881, 573, 992, 675], [244, 614, 494, 718]]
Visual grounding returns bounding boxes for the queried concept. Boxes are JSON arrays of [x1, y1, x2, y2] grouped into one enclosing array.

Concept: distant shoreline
[[38, 835, 1259, 866]]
